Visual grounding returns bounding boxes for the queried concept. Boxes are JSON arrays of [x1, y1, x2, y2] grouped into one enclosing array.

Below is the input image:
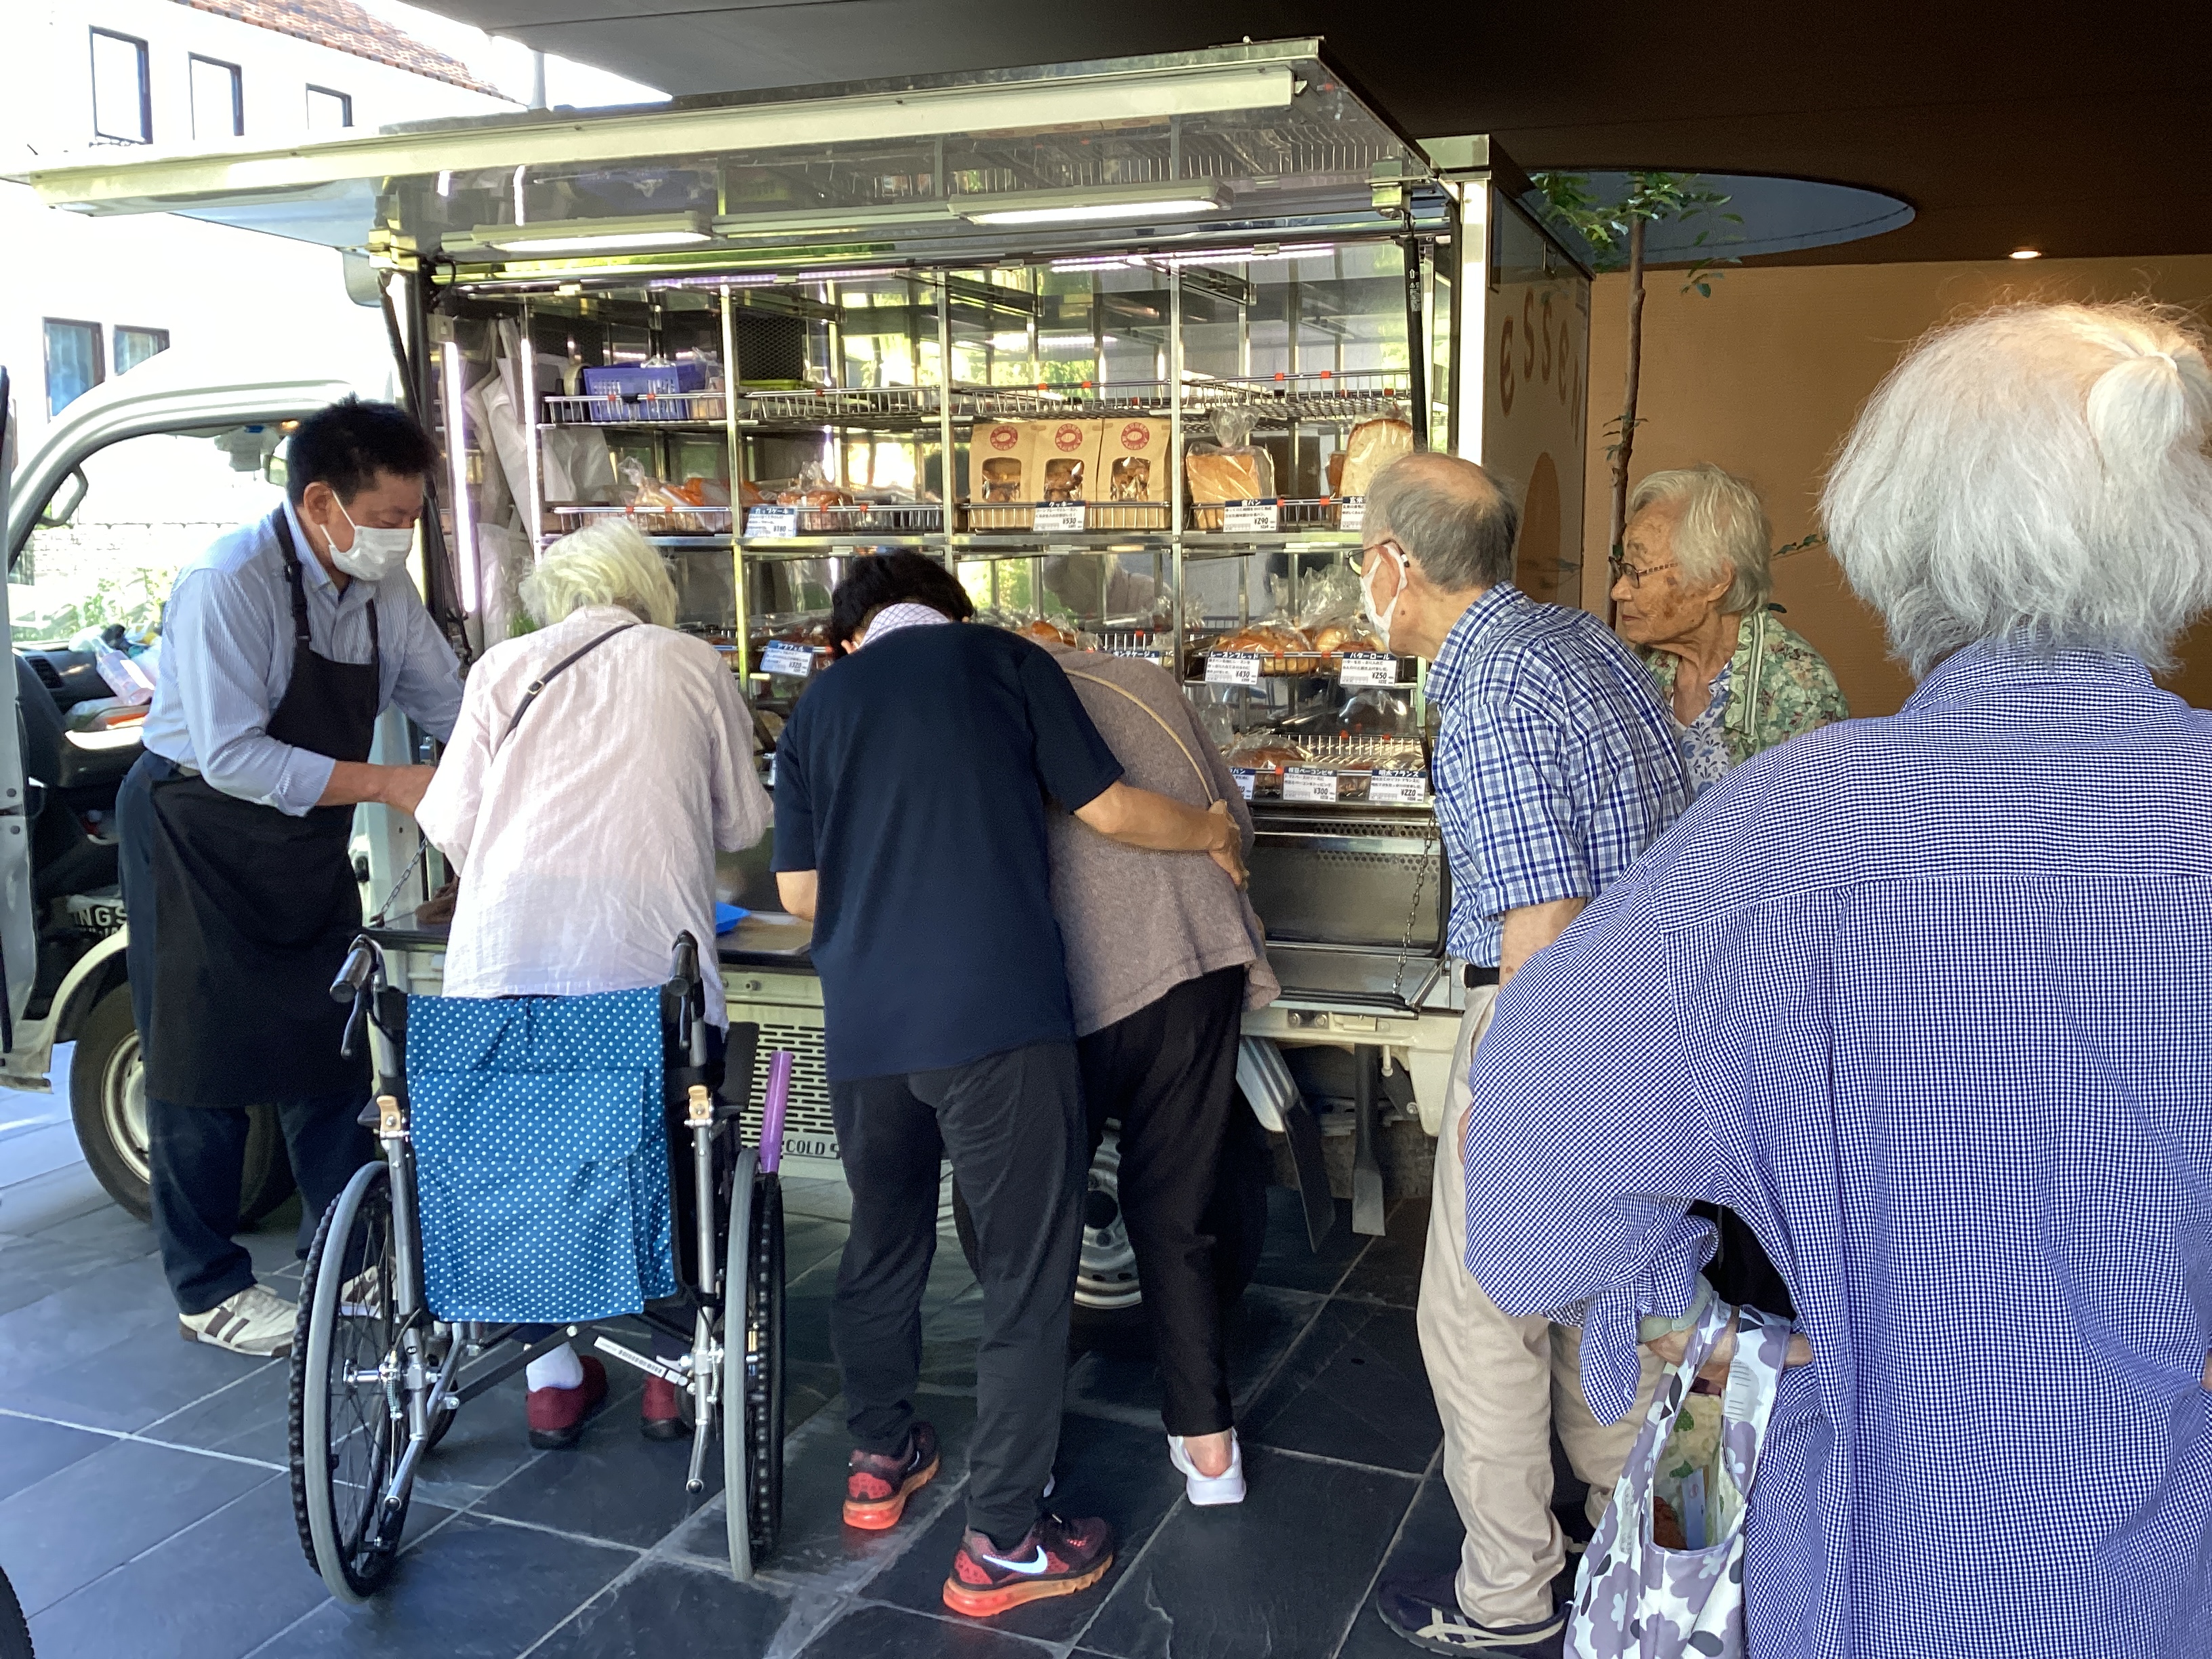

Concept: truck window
[[11, 429, 284, 650]]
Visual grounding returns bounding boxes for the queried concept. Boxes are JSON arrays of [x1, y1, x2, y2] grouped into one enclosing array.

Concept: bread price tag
[[1284, 767, 1339, 804], [760, 640, 815, 679], [1205, 651, 1263, 686], [1338, 496, 1366, 532], [1369, 769, 1429, 806], [1231, 768, 1257, 801], [745, 505, 799, 539], [1338, 652, 1396, 687], [1221, 499, 1280, 534], [1032, 501, 1086, 533]]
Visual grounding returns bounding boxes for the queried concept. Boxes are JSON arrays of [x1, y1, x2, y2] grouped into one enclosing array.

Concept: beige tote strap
[[1063, 667, 1219, 806]]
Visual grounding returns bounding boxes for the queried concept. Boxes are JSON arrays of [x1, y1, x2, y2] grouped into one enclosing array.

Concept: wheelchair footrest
[[593, 1334, 687, 1387]]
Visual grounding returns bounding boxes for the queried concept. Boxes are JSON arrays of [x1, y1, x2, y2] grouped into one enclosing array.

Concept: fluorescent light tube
[[966, 197, 1221, 226], [496, 229, 711, 253], [465, 211, 713, 254]]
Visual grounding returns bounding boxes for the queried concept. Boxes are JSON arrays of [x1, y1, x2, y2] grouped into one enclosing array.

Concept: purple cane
[[759, 1049, 794, 1174]]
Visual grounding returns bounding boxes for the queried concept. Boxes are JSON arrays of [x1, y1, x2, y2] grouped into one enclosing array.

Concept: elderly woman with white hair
[[414, 519, 771, 1449], [1612, 464, 1848, 793], [1456, 302, 2212, 1656]]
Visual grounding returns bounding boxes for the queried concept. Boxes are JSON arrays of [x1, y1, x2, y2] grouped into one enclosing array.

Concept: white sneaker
[[179, 1284, 298, 1357], [340, 1265, 382, 1317], [1168, 1431, 1246, 1506]]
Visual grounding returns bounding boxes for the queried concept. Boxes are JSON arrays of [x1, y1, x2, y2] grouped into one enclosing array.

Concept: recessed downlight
[[2009, 247, 2043, 260]]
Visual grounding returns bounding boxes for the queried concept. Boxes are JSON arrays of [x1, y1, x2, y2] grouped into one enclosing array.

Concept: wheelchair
[[286, 933, 788, 1601]]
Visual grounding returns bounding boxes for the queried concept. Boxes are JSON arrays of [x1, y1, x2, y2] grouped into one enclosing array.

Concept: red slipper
[[526, 1355, 609, 1450]]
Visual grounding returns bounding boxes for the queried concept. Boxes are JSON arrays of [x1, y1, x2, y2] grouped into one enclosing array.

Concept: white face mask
[[325, 498, 415, 582], [1361, 543, 1407, 649]]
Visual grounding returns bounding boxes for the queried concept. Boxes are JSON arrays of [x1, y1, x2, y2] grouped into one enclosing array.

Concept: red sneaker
[[941, 1513, 1116, 1618], [525, 1355, 609, 1450], [842, 1420, 940, 1530], [641, 1374, 685, 1441]]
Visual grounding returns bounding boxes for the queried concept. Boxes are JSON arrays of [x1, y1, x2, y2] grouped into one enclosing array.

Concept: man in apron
[[118, 396, 462, 1356]]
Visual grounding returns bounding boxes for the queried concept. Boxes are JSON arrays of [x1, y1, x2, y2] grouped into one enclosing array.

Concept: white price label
[[1109, 648, 1167, 666], [1338, 496, 1366, 532], [1369, 769, 1430, 806], [1205, 651, 1263, 686], [1032, 501, 1086, 533], [745, 505, 799, 539], [1220, 499, 1279, 534], [1338, 652, 1397, 687], [760, 640, 815, 679], [1284, 767, 1339, 804], [1232, 768, 1257, 801]]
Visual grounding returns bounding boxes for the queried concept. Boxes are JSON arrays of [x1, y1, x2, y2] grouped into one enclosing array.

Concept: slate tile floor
[[0, 1066, 1509, 1659]]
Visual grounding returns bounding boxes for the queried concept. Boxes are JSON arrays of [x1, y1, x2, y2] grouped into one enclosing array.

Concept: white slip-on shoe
[[179, 1284, 297, 1357], [1167, 1431, 1246, 1506]]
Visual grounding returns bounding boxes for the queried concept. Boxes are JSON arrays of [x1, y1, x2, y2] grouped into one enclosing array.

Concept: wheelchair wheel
[[722, 1149, 785, 1578], [289, 1160, 410, 1603]]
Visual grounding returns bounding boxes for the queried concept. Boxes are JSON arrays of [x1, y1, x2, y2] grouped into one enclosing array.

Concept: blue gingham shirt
[[1427, 583, 1688, 966], [1461, 644, 2212, 1658]]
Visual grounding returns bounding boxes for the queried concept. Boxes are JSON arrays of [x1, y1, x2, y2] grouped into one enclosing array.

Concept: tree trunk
[[1609, 213, 1649, 565]]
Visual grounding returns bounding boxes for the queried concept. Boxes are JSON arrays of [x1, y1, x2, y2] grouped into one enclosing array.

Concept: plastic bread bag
[[619, 455, 709, 532], [1338, 404, 1415, 498], [1185, 406, 1275, 504]]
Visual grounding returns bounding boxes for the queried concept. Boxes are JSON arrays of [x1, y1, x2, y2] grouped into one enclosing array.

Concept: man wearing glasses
[[1359, 453, 1689, 1658]]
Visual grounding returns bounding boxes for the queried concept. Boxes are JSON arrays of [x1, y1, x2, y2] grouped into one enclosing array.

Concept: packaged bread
[[1018, 617, 1078, 646], [1338, 415, 1415, 498], [1227, 739, 1307, 773], [1212, 621, 1314, 657], [968, 421, 1031, 503], [1030, 419, 1097, 502], [1311, 621, 1386, 656], [1104, 418, 1170, 499], [1186, 449, 1271, 506]]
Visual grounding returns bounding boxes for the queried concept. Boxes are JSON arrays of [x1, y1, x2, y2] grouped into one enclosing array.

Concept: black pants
[[146, 1092, 374, 1313], [1079, 966, 1247, 1436], [121, 752, 375, 1313], [830, 1039, 1086, 1547]]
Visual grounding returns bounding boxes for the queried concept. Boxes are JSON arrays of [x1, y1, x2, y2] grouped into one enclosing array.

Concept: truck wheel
[[68, 983, 295, 1225]]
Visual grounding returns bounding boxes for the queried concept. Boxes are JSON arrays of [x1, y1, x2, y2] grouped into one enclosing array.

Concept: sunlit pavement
[[0, 1063, 1561, 1658]]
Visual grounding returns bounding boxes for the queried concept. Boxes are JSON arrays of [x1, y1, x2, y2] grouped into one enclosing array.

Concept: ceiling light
[[711, 203, 958, 239], [960, 183, 1227, 228], [2009, 247, 2042, 260], [460, 212, 714, 255]]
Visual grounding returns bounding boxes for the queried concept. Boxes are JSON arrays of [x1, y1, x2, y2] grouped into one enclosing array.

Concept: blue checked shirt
[[1461, 644, 2212, 1658], [1427, 583, 1688, 966]]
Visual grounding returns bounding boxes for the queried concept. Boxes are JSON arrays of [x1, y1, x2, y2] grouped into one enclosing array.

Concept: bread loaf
[[1338, 417, 1414, 498]]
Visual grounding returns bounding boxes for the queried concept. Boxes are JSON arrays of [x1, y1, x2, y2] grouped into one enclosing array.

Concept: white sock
[[527, 1342, 585, 1391]]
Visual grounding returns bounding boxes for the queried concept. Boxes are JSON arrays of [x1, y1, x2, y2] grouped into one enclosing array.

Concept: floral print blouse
[[1643, 609, 1849, 792]]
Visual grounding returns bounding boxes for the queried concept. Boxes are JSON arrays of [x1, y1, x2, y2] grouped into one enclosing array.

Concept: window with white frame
[[190, 55, 244, 140], [89, 28, 151, 144], [305, 85, 353, 131]]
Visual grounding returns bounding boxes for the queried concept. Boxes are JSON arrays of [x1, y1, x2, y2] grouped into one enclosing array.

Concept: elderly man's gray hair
[[1630, 464, 1775, 615], [1365, 452, 1521, 592], [520, 518, 680, 630], [1823, 300, 2212, 674]]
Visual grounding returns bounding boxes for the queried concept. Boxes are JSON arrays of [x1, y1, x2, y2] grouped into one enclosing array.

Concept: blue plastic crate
[[579, 361, 710, 397]]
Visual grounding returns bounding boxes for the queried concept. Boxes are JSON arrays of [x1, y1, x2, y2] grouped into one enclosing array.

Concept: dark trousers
[[147, 1092, 375, 1313], [1079, 966, 1247, 1436], [122, 752, 375, 1314], [830, 1039, 1086, 1547]]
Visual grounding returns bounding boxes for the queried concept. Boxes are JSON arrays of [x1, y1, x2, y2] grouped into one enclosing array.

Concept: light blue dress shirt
[[139, 498, 463, 815]]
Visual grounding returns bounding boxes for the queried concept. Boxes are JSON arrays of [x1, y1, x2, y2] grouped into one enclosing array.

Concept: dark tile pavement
[[2, 1084, 1485, 1659]]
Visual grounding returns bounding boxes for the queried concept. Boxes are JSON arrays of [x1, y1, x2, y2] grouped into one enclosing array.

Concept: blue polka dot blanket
[[407, 988, 677, 1323]]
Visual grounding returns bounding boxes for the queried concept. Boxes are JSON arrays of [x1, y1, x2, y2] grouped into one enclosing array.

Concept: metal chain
[[1389, 830, 1437, 1008], [367, 840, 429, 928]]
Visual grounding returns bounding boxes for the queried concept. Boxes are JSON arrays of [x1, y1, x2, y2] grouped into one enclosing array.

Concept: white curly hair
[[519, 518, 679, 630]]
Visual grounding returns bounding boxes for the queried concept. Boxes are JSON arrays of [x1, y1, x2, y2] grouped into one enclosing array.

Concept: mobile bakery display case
[[18, 40, 1595, 1224]]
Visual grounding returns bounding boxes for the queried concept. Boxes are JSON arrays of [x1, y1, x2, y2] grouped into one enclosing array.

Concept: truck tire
[[68, 983, 295, 1225], [951, 1111, 1269, 1339]]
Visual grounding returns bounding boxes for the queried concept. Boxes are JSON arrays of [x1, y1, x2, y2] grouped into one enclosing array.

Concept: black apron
[[144, 510, 382, 1106]]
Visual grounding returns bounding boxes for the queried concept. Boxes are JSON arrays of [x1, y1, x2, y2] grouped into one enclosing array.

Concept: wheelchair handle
[[759, 1049, 793, 1174], [330, 937, 380, 1006]]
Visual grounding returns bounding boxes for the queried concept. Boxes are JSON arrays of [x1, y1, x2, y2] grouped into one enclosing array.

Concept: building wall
[[1576, 255, 2212, 713], [1, 0, 510, 457]]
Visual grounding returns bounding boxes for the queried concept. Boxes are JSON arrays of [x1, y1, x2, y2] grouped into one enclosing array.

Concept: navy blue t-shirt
[[772, 623, 1124, 1080]]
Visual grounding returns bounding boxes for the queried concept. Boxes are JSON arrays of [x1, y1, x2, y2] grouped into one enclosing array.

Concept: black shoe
[[1374, 1570, 1565, 1656]]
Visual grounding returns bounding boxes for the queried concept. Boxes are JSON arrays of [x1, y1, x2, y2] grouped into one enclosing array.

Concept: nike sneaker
[[843, 1420, 941, 1530], [941, 1512, 1115, 1617]]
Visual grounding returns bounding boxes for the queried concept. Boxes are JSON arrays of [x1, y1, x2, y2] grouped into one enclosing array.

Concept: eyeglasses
[[1607, 557, 1677, 590]]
